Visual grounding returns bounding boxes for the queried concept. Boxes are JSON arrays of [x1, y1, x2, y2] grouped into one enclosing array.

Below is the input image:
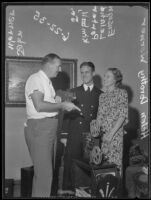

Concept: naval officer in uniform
[[62, 61, 102, 192]]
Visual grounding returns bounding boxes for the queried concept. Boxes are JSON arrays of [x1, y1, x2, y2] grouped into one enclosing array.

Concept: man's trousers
[[24, 117, 58, 197]]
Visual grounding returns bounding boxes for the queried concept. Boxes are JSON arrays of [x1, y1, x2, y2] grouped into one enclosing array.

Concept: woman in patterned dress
[[91, 68, 128, 176]]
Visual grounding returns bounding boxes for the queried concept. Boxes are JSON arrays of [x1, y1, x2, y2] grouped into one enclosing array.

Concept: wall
[[5, 5, 148, 179]]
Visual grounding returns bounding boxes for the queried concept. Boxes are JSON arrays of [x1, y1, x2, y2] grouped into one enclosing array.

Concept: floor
[[6, 180, 149, 199], [11, 180, 127, 198], [5, 159, 129, 198], [12, 181, 75, 198], [6, 165, 128, 198]]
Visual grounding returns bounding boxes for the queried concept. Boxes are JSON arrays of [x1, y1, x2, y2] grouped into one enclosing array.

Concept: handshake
[[61, 101, 81, 112], [55, 95, 81, 112]]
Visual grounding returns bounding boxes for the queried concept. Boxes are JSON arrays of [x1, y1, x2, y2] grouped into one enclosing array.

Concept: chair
[[71, 158, 121, 198], [71, 130, 121, 198], [58, 122, 122, 198], [96, 174, 121, 198]]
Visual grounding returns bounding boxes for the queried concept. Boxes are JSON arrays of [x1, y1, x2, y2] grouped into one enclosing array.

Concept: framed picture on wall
[[5, 56, 77, 107]]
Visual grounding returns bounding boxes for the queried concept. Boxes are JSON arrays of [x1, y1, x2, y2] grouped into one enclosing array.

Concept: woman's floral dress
[[97, 88, 128, 175]]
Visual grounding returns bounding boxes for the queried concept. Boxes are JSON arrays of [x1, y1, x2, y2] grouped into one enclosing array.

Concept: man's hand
[[61, 101, 81, 112], [55, 95, 62, 103]]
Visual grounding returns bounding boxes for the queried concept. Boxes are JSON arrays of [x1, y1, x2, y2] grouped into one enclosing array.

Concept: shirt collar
[[39, 70, 51, 84], [83, 83, 94, 91]]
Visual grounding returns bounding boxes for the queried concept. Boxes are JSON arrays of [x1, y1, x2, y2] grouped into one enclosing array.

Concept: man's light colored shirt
[[25, 70, 58, 119], [83, 84, 94, 91]]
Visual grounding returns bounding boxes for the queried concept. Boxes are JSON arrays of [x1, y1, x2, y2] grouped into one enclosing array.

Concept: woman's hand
[[102, 133, 113, 153], [101, 132, 114, 156], [104, 134, 113, 143]]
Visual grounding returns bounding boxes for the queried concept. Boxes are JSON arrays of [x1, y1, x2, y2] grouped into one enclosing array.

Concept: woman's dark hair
[[80, 61, 95, 72], [108, 68, 123, 87], [42, 53, 61, 65]]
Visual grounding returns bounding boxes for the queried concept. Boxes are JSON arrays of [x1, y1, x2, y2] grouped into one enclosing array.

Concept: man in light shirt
[[24, 53, 80, 197]]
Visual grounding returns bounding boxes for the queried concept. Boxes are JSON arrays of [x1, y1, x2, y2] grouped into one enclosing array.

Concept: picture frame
[[5, 56, 77, 107]]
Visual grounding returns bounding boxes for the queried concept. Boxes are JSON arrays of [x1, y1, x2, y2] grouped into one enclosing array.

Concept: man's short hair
[[80, 61, 95, 72], [42, 53, 61, 65]]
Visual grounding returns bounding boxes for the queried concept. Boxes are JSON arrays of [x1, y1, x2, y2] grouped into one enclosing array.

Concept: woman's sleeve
[[118, 89, 129, 125]]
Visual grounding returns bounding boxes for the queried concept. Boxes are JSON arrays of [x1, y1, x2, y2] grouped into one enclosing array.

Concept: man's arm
[[30, 90, 81, 112]]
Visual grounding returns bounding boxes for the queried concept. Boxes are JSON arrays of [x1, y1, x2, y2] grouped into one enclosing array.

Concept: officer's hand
[[61, 101, 81, 112], [87, 139, 94, 151]]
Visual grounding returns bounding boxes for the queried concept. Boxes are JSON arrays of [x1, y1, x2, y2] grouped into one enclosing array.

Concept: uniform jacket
[[62, 85, 102, 138]]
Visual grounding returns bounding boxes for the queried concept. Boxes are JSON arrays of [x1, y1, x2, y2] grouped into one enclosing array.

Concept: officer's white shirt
[[25, 70, 58, 119], [83, 83, 94, 91]]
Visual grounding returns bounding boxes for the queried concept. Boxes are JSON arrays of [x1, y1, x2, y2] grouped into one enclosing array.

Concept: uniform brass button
[[90, 114, 92, 116], [80, 112, 83, 115], [91, 105, 94, 108], [81, 104, 84, 107], [79, 122, 82, 124]]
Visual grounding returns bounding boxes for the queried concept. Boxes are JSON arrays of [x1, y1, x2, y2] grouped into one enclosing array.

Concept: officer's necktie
[[87, 86, 91, 93]]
